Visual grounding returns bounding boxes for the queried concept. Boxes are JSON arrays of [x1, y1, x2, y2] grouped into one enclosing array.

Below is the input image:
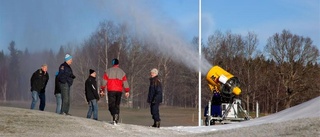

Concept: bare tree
[[242, 31, 259, 112], [265, 30, 320, 108], [123, 36, 150, 108], [95, 21, 115, 102], [158, 56, 172, 105], [0, 50, 8, 102], [71, 46, 92, 103]]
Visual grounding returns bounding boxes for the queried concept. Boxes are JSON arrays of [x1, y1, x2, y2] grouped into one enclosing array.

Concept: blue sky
[[0, 0, 319, 53], [202, 0, 320, 51]]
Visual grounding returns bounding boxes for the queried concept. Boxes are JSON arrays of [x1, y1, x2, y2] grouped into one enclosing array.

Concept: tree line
[[0, 20, 319, 114]]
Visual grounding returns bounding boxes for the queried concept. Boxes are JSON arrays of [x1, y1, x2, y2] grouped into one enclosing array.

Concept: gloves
[[99, 89, 105, 97], [70, 74, 76, 79], [152, 99, 156, 104]]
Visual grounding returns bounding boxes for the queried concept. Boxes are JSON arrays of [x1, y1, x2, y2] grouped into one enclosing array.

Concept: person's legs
[[65, 86, 70, 114], [114, 92, 122, 123], [114, 92, 122, 115], [108, 92, 116, 116], [212, 105, 222, 117], [150, 104, 155, 120], [151, 103, 160, 128], [150, 104, 156, 127], [151, 103, 160, 121], [30, 91, 39, 110], [60, 83, 70, 114], [87, 100, 93, 119], [92, 99, 98, 120], [55, 93, 62, 114], [39, 92, 46, 111]]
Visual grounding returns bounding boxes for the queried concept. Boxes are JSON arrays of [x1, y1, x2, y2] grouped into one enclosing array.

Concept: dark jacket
[[54, 73, 61, 95], [211, 91, 222, 105], [58, 62, 75, 86], [30, 69, 49, 93], [85, 76, 100, 102], [147, 76, 162, 104]]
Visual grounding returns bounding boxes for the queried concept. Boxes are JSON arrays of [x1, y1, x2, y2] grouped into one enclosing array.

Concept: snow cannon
[[206, 66, 241, 100]]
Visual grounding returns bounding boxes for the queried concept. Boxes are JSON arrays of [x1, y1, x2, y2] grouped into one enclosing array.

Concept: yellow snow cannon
[[206, 65, 241, 96]]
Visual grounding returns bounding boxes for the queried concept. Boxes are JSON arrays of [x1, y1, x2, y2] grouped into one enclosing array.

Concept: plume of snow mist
[[102, 0, 212, 74]]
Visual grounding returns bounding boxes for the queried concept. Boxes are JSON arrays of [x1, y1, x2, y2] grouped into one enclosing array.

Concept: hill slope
[[0, 96, 319, 137]]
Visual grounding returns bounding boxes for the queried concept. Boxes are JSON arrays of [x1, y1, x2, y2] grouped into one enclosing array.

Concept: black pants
[[108, 91, 122, 116], [150, 103, 160, 121]]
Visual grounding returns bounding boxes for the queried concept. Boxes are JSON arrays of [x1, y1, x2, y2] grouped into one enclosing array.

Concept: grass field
[[0, 101, 201, 127], [0, 100, 264, 127]]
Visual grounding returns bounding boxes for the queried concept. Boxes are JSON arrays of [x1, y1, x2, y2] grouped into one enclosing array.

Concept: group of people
[[29, 54, 163, 128], [30, 54, 75, 115]]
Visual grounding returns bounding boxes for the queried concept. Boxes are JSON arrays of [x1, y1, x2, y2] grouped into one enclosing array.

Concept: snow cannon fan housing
[[206, 66, 241, 102]]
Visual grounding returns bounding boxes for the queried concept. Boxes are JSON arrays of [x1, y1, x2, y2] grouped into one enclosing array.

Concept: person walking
[[85, 69, 100, 120], [101, 58, 130, 125], [30, 64, 49, 111], [57, 54, 75, 115], [54, 71, 62, 114], [147, 68, 162, 128]]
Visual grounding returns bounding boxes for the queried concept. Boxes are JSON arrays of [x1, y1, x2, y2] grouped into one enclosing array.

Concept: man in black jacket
[[85, 69, 100, 120], [58, 54, 75, 115], [30, 64, 49, 111]]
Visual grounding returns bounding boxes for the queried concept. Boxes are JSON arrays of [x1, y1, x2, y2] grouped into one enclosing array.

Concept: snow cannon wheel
[[205, 117, 215, 126]]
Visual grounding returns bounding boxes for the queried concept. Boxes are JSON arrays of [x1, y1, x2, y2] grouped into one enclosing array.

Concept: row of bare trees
[[204, 30, 319, 113], [0, 20, 319, 114]]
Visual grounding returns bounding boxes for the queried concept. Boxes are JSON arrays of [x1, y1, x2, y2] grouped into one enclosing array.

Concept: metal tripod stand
[[205, 98, 251, 126], [221, 98, 251, 121]]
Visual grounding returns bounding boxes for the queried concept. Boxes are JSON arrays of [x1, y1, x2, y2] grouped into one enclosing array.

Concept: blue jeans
[[55, 93, 62, 114], [87, 99, 98, 120], [60, 83, 70, 114], [30, 91, 46, 111]]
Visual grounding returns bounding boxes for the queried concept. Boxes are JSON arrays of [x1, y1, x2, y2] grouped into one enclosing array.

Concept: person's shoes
[[150, 121, 156, 127], [155, 121, 160, 128], [114, 114, 119, 124], [61, 112, 71, 116]]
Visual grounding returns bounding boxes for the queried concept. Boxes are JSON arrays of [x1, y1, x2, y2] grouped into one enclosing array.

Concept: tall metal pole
[[256, 101, 259, 118], [198, 0, 202, 126]]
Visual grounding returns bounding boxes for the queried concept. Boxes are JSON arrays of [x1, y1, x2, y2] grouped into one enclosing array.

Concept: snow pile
[[167, 96, 320, 133]]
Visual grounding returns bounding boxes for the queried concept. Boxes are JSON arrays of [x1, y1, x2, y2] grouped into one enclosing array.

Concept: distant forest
[[0, 20, 319, 114]]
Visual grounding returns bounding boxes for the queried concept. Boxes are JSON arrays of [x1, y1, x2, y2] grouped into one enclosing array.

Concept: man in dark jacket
[[30, 64, 49, 111], [54, 71, 62, 114], [85, 69, 100, 120], [58, 54, 75, 115], [147, 68, 162, 128]]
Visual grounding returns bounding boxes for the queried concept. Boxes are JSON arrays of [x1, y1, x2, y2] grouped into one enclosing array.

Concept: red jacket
[[101, 65, 130, 93]]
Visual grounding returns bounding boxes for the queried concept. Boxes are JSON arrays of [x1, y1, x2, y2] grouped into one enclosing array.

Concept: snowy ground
[[0, 96, 319, 137]]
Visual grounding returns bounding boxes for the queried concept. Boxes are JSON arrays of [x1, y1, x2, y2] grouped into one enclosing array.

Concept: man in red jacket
[[101, 58, 130, 125]]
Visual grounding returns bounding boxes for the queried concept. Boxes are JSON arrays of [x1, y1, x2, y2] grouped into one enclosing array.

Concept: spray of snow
[[100, 0, 212, 73]]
